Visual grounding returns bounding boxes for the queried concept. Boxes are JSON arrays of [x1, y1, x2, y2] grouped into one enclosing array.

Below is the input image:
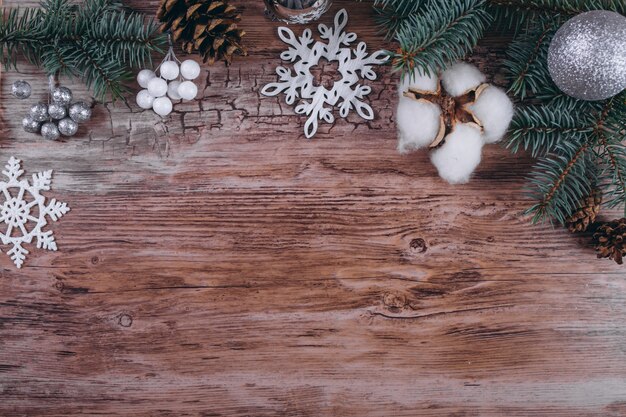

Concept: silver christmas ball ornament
[[12, 80, 32, 99], [548, 11, 626, 101], [22, 116, 41, 133], [69, 101, 92, 123], [57, 117, 79, 137], [51, 86, 73, 105], [29, 102, 49, 122], [41, 122, 60, 141], [48, 103, 67, 120]]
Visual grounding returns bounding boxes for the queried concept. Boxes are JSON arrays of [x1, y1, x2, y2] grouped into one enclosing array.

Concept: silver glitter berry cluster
[[16, 80, 92, 141]]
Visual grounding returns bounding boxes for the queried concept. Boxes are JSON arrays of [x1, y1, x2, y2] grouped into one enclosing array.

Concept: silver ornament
[[57, 117, 78, 137], [11, 80, 32, 99], [69, 101, 92, 123], [548, 11, 626, 101], [48, 103, 67, 120], [51, 86, 73, 105], [41, 122, 60, 141], [29, 102, 49, 122], [22, 116, 41, 133]]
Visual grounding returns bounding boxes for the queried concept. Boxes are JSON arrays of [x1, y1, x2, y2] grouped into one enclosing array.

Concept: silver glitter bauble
[[22, 116, 41, 133], [48, 103, 67, 120], [548, 11, 626, 101], [29, 102, 49, 122], [41, 122, 60, 141], [69, 101, 92, 123], [51, 86, 73, 105], [57, 117, 79, 137], [11, 80, 32, 99]]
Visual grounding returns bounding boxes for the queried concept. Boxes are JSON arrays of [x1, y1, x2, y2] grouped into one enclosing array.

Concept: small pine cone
[[157, 0, 247, 65], [565, 189, 602, 233], [592, 218, 626, 265]]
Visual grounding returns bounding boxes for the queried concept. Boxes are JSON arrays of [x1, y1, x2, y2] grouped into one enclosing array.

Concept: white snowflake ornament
[[261, 9, 389, 138], [0, 157, 70, 268]]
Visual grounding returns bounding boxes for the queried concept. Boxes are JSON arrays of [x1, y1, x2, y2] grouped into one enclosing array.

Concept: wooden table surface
[[1, 1, 625, 416]]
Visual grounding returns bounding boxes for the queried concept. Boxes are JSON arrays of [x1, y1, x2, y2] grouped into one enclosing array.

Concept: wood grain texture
[[1, 1, 625, 416]]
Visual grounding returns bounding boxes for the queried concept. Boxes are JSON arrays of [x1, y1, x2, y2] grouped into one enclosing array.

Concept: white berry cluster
[[136, 58, 201, 117]]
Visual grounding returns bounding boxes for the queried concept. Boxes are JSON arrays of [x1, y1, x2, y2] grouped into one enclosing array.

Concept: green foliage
[[0, 0, 166, 101], [386, 0, 492, 77], [595, 95, 626, 213], [373, 0, 425, 40], [526, 137, 596, 225], [373, 0, 626, 224], [503, 16, 560, 99]]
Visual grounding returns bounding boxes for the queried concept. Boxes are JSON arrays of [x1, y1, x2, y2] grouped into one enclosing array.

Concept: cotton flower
[[396, 62, 514, 184]]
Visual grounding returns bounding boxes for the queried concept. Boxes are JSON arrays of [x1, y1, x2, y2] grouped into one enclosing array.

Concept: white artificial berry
[[167, 81, 182, 100], [136, 89, 155, 109], [147, 77, 168, 97], [160, 61, 180, 81], [153, 96, 173, 117], [178, 81, 198, 101], [180, 59, 201, 80], [137, 69, 156, 88]]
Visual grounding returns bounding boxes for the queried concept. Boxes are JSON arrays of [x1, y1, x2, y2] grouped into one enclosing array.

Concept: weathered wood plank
[[0, 0, 625, 416]]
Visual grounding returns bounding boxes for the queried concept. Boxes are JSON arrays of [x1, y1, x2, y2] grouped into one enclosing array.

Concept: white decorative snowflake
[[261, 8, 389, 138], [0, 157, 70, 268]]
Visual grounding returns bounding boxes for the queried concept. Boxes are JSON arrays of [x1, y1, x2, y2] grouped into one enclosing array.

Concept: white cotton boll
[[469, 85, 514, 144], [430, 123, 483, 184], [399, 69, 439, 93], [396, 95, 442, 153], [440, 62, 486, 97]]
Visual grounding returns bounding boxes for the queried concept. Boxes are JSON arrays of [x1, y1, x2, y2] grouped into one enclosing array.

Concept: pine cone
[[565, 189, 602, 233], [157, 0, 247, 65], [592, 218, 626, 265]]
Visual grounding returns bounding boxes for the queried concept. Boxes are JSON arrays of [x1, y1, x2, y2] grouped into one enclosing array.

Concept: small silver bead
[[41, 122, 61, 141], [12, 80, 32, 99]]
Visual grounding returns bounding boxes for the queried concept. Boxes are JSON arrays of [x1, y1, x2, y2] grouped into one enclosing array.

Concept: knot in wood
[[409, 238, 427, 253], [118, 313, 133, 328]]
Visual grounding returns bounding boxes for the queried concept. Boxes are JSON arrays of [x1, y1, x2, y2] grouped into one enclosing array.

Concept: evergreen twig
[[0, 0, 166, 101]]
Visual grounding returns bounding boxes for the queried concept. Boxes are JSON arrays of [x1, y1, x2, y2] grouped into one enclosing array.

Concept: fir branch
[[504, 17, 560, 99], [0, 0, 165, 101], [488, 0, 626, 28], [71, 40, 130, 100], [596, 135, 626, 214], [389, 0, 492, 77], [374, 0, 425, 40], [526, 138, 596, 225], [506, 102, 598, 157], [594, 95, 626, 214]]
